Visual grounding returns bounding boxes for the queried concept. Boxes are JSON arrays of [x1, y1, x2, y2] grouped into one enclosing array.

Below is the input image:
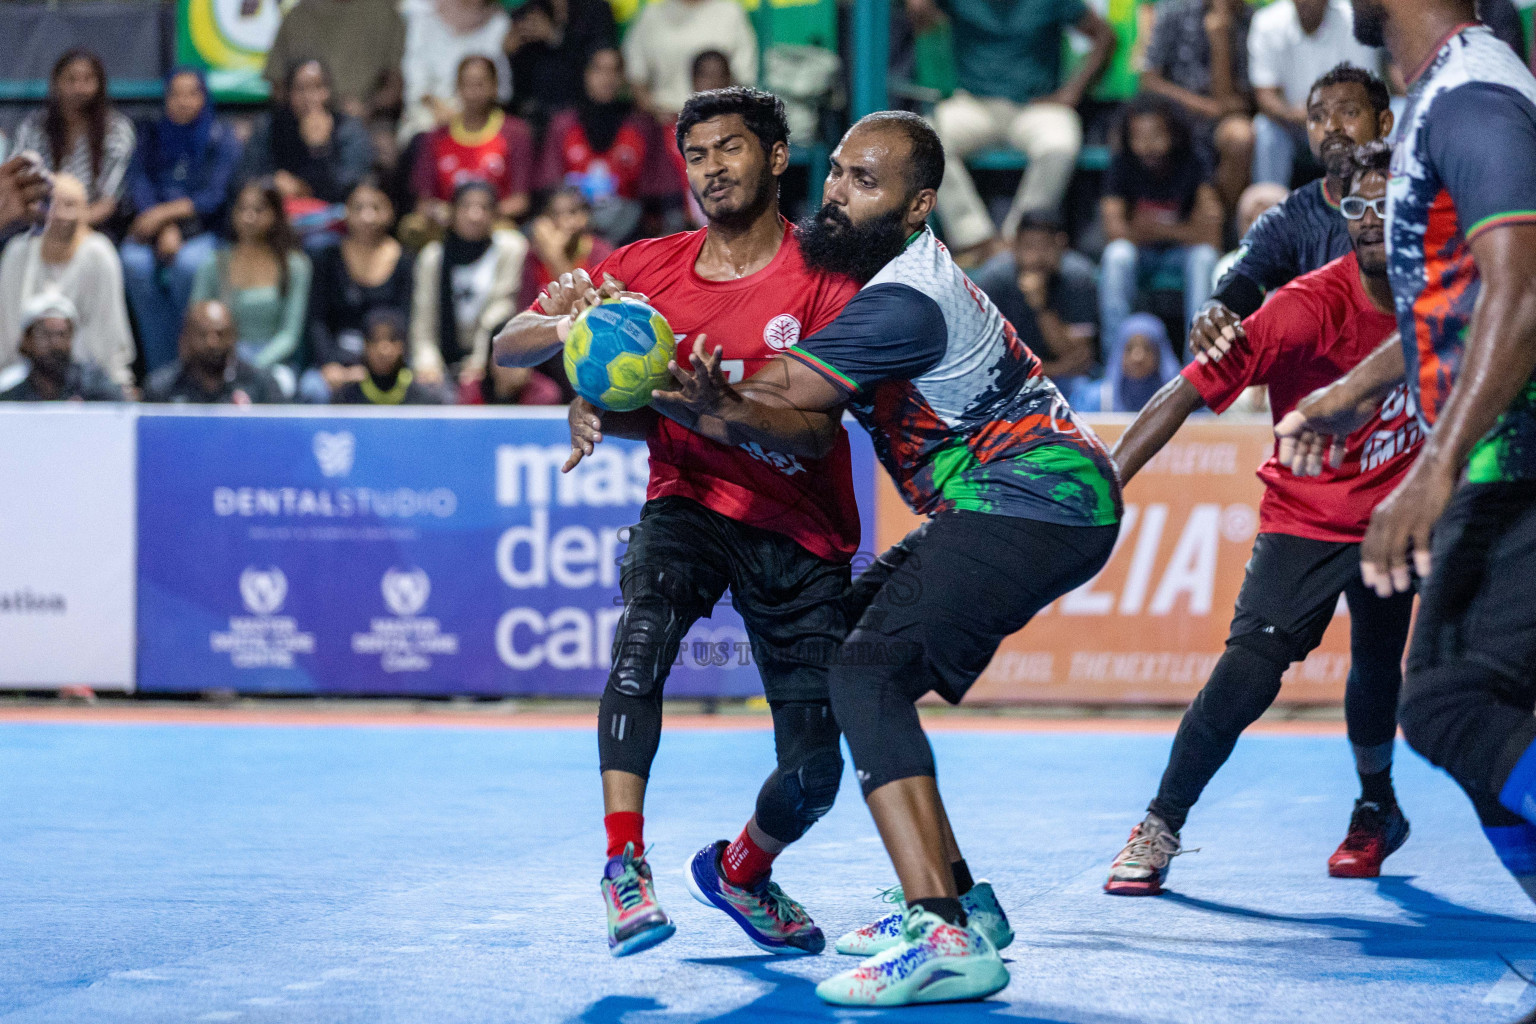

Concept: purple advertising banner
[[136, 409, 876, 696]]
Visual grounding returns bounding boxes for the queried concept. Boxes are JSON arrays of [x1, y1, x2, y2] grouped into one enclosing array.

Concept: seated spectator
[[334, 310, 439, 404], [505, 0, 618, 125], [518, 186, 614, 310], [466, 362, 565, 405], [1071, 313, 1182, 414], [1249, 0, 1380, 186], [0, 294, 124, 402], [144, 300, 283, 404], [691, 50, 735, 95], [972, 210, 1097, 388], [1141, 0, 1255, 211], [400, 0, 512, 143], [622, 0, 757, 117], [304, 177, 413, 402], [190, 179, 312, 397], [409, 55, 533, 235], [263, 0, 404, 122], [1210, 180, 1289, 291], [1099, 96, 1222, 350], [411, 180, 526, 390], [539, 48, 676, 244], [0, 174, 134, 388], [242, 60, 375, 213], [920, 0, 1116, 261], [121, 69, 244, 373], [11, 49, 136, 230]]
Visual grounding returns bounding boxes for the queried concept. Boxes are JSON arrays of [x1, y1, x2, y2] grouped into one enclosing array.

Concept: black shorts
[[1228, 532, 1412, 660], [844, 509, 1118, 705], [619, 495, 852, 703], [1408, 481, 1536, 685]]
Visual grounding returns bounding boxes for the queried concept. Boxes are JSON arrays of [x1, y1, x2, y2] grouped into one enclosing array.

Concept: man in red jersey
[[493, 87, 860, 959], [1102, 144, 1424, 896]]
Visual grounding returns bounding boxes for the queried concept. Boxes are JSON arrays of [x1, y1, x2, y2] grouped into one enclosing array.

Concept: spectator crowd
[[0, 0, 1529, 411]]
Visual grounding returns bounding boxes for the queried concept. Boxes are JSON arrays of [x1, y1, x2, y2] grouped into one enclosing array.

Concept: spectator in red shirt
[[518, 186, 614, 310], [536, 47, 678, 244], [410, 55, 534, 233]]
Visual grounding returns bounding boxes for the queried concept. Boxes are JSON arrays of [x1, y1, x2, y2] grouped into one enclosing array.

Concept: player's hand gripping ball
[[563, 297, 678, 412]]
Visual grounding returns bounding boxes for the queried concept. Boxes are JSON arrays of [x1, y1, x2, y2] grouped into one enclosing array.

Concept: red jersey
[[586, 223, 861, 561], [412, 111, 534, 203], [538, 110, 649, 202], [1182, 252, 1424, 542]]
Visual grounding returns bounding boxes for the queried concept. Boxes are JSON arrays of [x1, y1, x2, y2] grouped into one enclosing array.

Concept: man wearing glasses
[[1102, 141, 1423, 896]]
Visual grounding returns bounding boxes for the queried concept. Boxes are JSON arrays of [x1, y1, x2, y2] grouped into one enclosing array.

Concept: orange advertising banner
[[874, 417, 1353, 706]]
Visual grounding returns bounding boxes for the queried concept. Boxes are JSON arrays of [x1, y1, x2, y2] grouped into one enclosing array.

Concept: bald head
[[182, 300, 236, 373]]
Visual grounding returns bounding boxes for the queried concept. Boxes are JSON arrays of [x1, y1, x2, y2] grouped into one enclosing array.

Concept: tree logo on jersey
[[763, 314, 802, 351]]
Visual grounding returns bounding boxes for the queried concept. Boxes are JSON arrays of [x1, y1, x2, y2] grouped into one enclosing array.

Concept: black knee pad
[[607, 568, 702, 699], [1194, 639, 1289, 735], [754, 701, 844, 844]]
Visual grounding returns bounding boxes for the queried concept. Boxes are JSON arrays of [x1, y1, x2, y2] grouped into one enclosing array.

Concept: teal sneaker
[[834, 880, 1013, 956], [684, 840, 825, 954], [601, 843, 676, 957], [815, 905, 1010, 1006]]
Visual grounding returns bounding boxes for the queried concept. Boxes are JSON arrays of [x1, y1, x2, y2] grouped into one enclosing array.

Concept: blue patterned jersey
[[786, 228, 1121, 526], [1387, 23, 1536, 482]]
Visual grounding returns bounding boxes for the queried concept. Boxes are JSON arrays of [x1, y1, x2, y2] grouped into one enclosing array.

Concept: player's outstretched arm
[[562, 398, 658, 473], [1275, 333, 1405, 476], [652, 336, 845, 460], [494, 271, 639, 368], [1361, 225, 1536, 595], [1111, 376, 1206, 484]]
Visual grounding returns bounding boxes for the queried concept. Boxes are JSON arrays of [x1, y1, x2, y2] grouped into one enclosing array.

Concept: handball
[[563, 297, 677, 412]]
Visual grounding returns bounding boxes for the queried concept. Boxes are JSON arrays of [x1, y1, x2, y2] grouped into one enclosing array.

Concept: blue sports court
[[2, 711, 1532, 1023]]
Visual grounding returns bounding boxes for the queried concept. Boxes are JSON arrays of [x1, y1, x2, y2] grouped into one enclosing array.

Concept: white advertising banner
[[0, 407, 136, 689]]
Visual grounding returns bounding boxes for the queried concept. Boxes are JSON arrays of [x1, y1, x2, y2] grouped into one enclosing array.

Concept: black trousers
[[1400, 482, 1536, 829], [1148, 533, 1414, 832], [830, 510, 1119, 796]]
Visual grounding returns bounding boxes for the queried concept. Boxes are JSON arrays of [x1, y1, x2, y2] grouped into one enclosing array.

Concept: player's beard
[[698, 166, 777, 231], [797, 203, 910, 284], [1351, 0, 1387, 48]]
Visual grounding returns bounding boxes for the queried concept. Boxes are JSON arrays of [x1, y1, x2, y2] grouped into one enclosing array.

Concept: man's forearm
[[493, 311, 565, 368], [696, 391, 840, 460], [1111, 376, 1206, 483], [600, 408, 659, 440]]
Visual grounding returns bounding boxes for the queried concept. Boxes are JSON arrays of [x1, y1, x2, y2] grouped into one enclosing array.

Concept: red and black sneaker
[[1328, 799, 1410, 878]]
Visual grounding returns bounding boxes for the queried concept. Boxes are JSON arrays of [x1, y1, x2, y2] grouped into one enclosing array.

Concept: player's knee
[[757, 743, 844, 843], [1198, 636, 1289, 731], [606, 576, 695, 698], [1397, 665, 1465, 769], [1216, 114, 1255, 155]]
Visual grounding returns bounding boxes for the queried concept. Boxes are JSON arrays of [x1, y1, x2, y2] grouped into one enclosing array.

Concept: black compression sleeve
[[1212, 273, 1265, 320]]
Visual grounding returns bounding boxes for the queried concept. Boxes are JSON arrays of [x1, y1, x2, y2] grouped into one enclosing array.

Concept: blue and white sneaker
[[684, 840, 825, 954], [835, 880, 1013, 956], [815, 905, 1009, 1006]]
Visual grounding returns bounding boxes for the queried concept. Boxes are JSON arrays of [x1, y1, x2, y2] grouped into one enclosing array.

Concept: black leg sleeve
[[752, 700, 845, 844]]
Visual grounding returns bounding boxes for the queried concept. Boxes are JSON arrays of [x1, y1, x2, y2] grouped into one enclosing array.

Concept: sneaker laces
[[611, 844, 655, 912], [1122, 819, 1194, 864], [899, 904, 942, 943], [875, 883, 905, 906], [1340, 802, 1386, 852], [755, 879, 809, 925]]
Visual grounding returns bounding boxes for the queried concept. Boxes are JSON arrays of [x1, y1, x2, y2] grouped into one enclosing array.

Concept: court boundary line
[[0, 707, 1347, 734]]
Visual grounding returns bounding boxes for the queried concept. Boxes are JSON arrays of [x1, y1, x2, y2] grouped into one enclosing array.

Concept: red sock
[[721, 825, 777, 888], [605, 812, 644, 859]]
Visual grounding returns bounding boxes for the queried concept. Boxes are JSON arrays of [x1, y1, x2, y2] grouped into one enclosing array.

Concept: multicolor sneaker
[[1105, 813, 1181, 896], [834, 881, 1013, 956], [1329, 799, 1410, 878], [683, 840, 824, 954], [815, 905, 1009, 1007], [601, 843, 676, 957]]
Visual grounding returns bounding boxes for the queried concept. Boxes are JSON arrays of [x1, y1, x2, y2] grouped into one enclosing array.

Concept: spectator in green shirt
[[915, 0, 1115, 261]]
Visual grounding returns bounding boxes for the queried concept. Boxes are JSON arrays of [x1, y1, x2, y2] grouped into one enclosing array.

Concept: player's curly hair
[[675, 87, 790, 157], [1349, 140, 1394, 185], [1309, 63, 1392, 117]]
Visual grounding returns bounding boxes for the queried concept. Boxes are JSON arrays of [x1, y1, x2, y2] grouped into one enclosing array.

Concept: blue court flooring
[[1, 717, 1534, 1023]]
